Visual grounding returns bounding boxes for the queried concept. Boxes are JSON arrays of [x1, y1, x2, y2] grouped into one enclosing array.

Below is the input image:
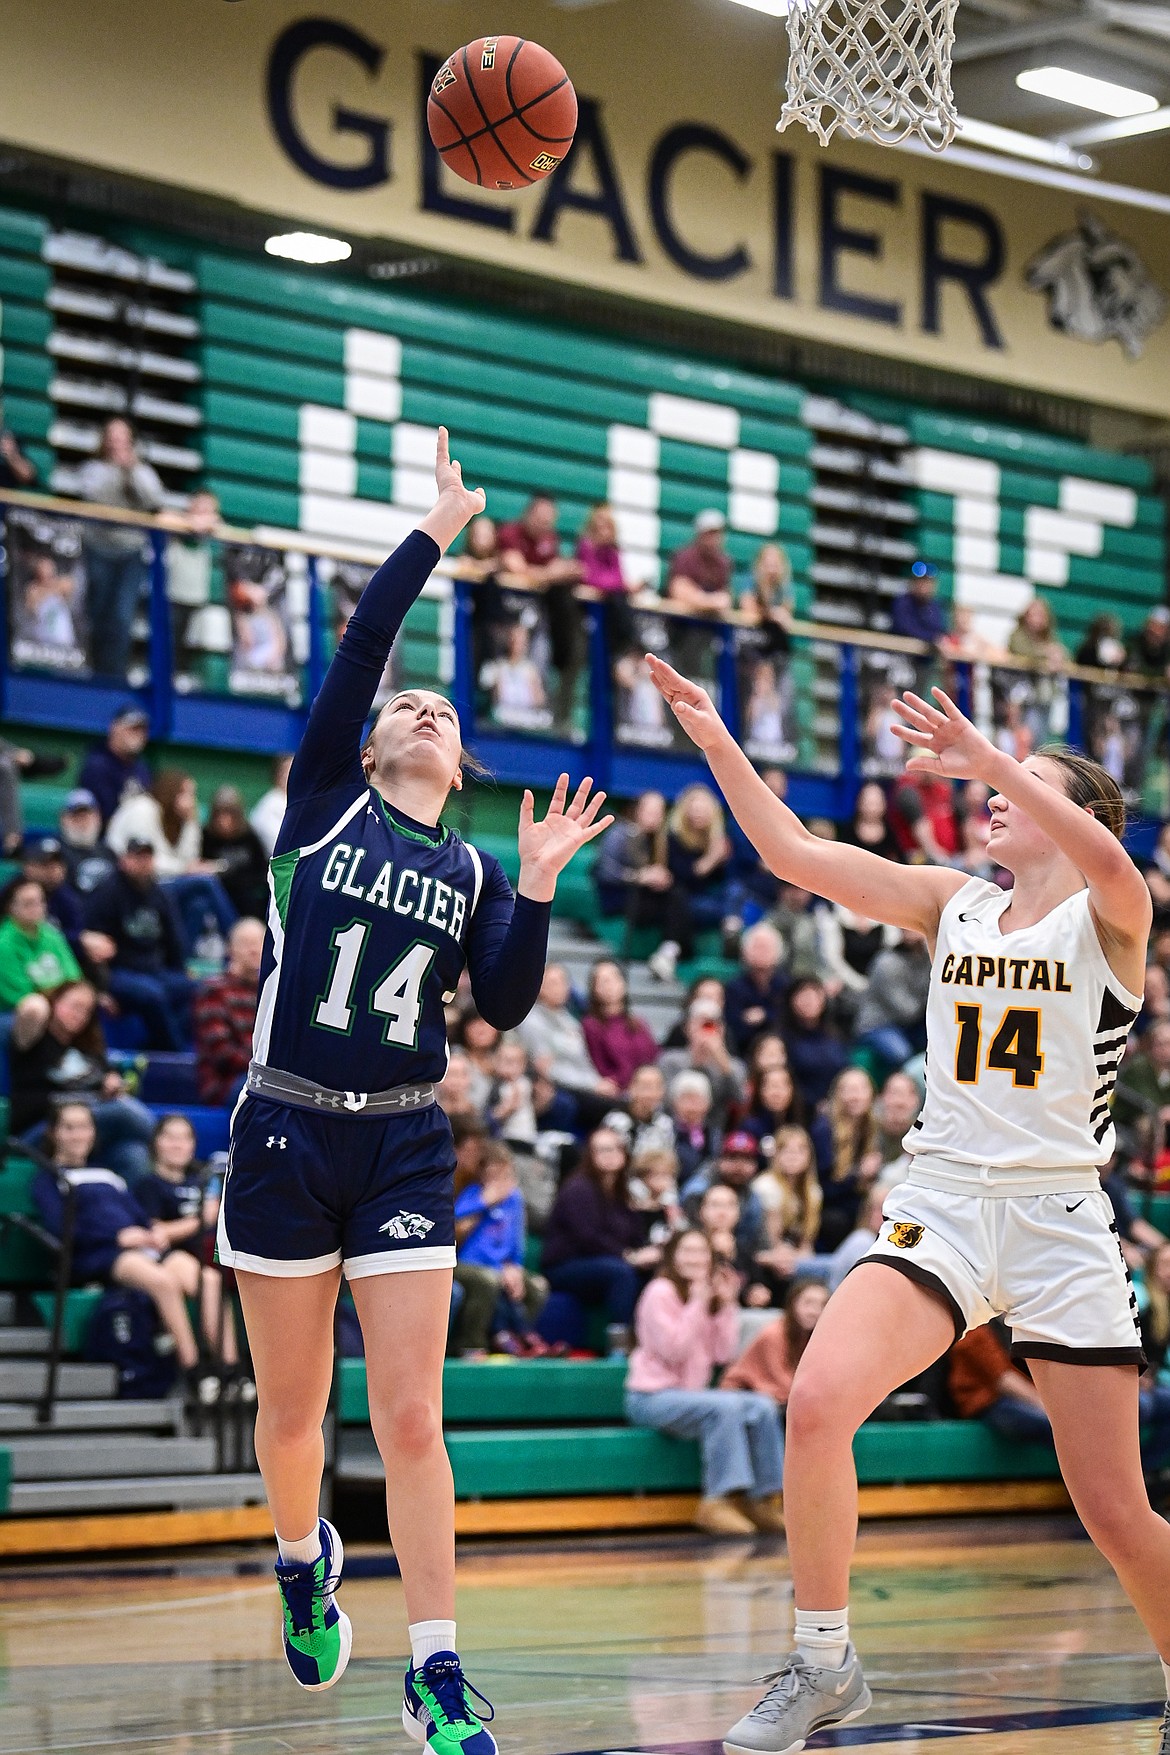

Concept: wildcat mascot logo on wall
[[890, 1222, 926, 1250], [1027, 211, 1168, 360]]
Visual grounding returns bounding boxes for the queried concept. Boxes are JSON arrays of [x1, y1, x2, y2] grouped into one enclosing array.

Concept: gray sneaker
[[722, 1644, 872, 1755], [1159, 1703, 1170, 1755]]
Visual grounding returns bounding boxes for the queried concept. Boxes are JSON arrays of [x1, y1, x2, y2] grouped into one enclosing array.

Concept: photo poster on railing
[[168, 534, 307, 705], [473, 582, 585, 744], [7, 506, 151, 685], [858, 648, 937, 779], [734, 625, 799, 768], [318, 556, 399, 709], [610, 604, 720, 756]]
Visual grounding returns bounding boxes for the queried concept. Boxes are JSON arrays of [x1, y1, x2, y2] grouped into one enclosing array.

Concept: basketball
[[427, 37, 577, 191]]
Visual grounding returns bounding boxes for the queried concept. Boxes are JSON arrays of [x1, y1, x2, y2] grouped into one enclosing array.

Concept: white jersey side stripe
[[465, 843, 484, 918]]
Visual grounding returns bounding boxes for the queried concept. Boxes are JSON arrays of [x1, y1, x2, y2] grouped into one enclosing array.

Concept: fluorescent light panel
[[265, 231, 352, 265], [1016, 66, 1158, 118], [726, 0, 789, 14], [958, 115, 1094, 170]]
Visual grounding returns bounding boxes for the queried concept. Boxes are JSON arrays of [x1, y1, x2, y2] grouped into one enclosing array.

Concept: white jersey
[[906, 876, 1141, 1184]]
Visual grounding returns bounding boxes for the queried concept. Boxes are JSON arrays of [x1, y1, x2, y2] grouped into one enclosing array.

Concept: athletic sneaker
[[723, 1644, 872, 1755], [274, 1516, 352, 1690], [403, 1651, 498, 1755], [1158, 1703, 1170, 1755]]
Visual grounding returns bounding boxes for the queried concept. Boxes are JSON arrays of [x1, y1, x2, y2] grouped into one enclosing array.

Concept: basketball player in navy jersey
[[647, 656, 1170, 1755], [218, 431, 611, 1755]]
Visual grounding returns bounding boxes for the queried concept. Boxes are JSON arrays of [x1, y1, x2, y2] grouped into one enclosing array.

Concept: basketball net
[[779, 0, 960, 151]]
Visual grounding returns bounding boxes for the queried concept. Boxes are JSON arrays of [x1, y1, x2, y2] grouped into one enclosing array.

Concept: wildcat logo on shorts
[[890, 1222, 925, 1250], [379, 1211, 435, 1241], [432, 63, 457, 95]]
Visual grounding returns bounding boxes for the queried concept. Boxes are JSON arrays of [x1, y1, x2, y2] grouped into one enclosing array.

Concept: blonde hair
[[827, 1068, 878, 1183], [758, 1125, 822, 1248], [668, 783, 725, 854], [582, 502, 618, 546]]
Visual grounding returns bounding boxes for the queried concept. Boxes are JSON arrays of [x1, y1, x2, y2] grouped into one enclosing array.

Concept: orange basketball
[[428, 37, 577, 191]]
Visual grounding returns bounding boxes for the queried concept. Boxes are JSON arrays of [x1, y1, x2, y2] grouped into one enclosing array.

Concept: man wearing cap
[[82, 841, 192, 1049], [21, 837, 85, 953], [666, 511, 734, 617], [57, 790, 118, 899], [681, 1131, 768, 1250], [77, 708, 151, 829], [890, 562, 947, 647]]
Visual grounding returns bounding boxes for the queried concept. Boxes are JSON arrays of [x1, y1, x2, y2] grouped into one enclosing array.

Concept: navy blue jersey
[[252, 528, 550, 1094]]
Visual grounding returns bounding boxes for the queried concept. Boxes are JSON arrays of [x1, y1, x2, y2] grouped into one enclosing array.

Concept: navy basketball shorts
[[216, 1093, 457, 1279]]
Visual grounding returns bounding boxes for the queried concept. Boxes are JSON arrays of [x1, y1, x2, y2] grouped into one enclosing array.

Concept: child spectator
[[684, 1134, 769, 1249], [602, 1062, 674, 1158], [811, 1067, 882, 1251], [782, 977, 848, 1107], [539, 1126, 657, 1329], [8, 979, 155, 1179], [724, 923, 788, 1057], [582, 960, 659, 1093], [488, 1036, 538, 1152], [83, 842, 193, 1050], [516, 962, 618, 1130], [629, 1146, 685, 1246], [78, 707, 151, 830], [659, 997, 746, 1131], [0, 878, 81, 1008], [625, 1228, 785, 1535], [193, 917, 265, 1105], [670, 1069, 717, 1185], [249, 754, 293, 857], [454, 1140, 549, 1355], [752, 1125, 823, 1262], [201, 786, 269, 921], [723, 1279, 830, 1405], [32, 1101, 224, 1399]]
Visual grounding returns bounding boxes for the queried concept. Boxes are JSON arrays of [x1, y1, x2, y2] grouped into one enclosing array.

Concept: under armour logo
[[267, 1136, 287, 1150]]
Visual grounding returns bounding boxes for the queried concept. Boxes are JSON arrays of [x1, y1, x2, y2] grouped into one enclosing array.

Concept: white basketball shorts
[[859, 1181, 1144, 1365]]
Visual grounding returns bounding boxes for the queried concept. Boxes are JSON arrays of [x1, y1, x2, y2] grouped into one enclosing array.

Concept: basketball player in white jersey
[[646, 658, 1170, 1755]]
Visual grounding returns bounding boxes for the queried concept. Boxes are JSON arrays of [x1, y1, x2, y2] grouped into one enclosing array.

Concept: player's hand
[[517, 774, 615, 901], [645, 654, 728, 753], [890, 686, 998, 782], [434, 425, 485, 518]]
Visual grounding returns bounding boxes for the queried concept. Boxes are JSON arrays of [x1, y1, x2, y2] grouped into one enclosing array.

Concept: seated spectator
[[33, 1101, 229, 1398], [1144, 823, 1170, 931], [57, 789, 118, 907], [78, 706, 151, 831], [1101, 1154, 1167, 1269], [1127, 605, 1170, 683], [108, 768, 236, 958], [0, 877, 81, 1009], [745, 1030, 788, 1083], [1115, 1018, 1170, 1163], [595, 792, 700, 975], [193, 917, 265, 1106], [769, 880, 830, 986], [581, 959, 659, 1094], [1140, 963, 1170, 1039], [811, 1067, 881, 1251], [660, 996, 746, 1131], [603, 1062, 674, 1159], [739, 1063, 806, 1153], [21, 836, 85, 955], [724, 923, 788, 1058], [841, 782, 901, 863], [670, 1069, 718, 1185], [888, 771, 959, 865], [0, 396, 37, 488], [539, 1126, 657, 1331], [453, 1006, 501, 1111], [8, 978, 155, 1178], [665, 511, 734, 618], [76, 419, 165, 679], [488, 1036, 538, 1153], [497, 492, 585, 722], [723, 1278, 830, 1405], [872, 1069, 923, 1183], [659, 786, 732, 978], [629, 1145, 686, 1246], [782, 977, 848, 1108], [949, 1318, 1055, 1446], [625, 1228, 785, 1535], [437, 1049, 479, 1129], [249, 754, 293, 857], [1141, 1242, 1170, 1384], [739, 543, 794, 649], [683, 1132, 769, 1243], [454, 1139, 549, 1355], [661, 975, 727, 1050], [516, 962, 618, 1131], [83, 841, 192, 1050], [852, 931, 931, 1076], [201, 786, 269, 921], [890, 561, 945, 645], [752, 1125, 823, 1262]]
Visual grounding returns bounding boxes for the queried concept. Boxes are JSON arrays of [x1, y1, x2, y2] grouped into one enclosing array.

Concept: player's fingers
[[549, 772, 570, 814], [436, 425, 450, 466], [519, 788, 534, 826], [580, 814, 616, 844], [891, 697, 932, 727], [889, 723, 933, 745], [903, 690, 945, 721], [579, 789, 607, 826], [931, 686, 963, 720], [904, 753, 941, 772]]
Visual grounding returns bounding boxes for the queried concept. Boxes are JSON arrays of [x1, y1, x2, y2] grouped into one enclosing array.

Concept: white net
[[779, 0, 960, 151]]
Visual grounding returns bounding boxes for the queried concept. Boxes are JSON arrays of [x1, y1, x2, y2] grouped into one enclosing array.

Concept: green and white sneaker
[[723, 1644, 872, 1755], [403, 1651, 498, 1755], [274, 1517, 352, 1690]]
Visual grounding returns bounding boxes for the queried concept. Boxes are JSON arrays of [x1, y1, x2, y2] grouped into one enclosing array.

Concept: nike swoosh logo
[[834, 1679, 852, 1695], [1065, 1199, 1087, 1213], [958, 911, 977, 922]]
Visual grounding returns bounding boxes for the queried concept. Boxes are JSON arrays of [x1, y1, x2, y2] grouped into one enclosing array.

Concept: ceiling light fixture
[[1015, 66, 1158, 119], [265, 231, 352, 265], [726, 0, 790, 15], [959, 116, 1095, 170]]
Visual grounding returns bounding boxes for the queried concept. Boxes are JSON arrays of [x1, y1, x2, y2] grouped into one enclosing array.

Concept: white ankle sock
[[1161, 1658, 1170, 1700], [276, 1524, 322, 1566], [794, 1609, 850, 1671], [410, 1619, 457, 1668]]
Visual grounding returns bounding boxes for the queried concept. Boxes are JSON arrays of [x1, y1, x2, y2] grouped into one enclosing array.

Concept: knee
[[1073, 1486, 1151, 1562], [373, 1393, 443, 1463], [785, 1372, 856, 1450], [257, 1397, 324, 1452]]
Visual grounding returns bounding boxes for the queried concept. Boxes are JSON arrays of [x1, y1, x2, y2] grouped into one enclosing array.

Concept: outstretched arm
[[645, 655, 964, 939], [288, 429, 484, 804]]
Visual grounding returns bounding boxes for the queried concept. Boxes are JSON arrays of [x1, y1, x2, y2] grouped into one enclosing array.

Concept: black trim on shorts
[[1011, 1341, 1147, 1369], [847, 1255, 966, 1344]]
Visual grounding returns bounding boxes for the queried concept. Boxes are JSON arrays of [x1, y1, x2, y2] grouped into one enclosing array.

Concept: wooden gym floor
[[0, 1515, 1165, 1753]]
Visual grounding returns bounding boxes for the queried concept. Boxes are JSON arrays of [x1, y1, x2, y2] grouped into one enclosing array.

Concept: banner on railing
[[168, 534, 306, 704], [735, 626, 799, 765], [319, 555, 401, 710], [609, 603, 720, 755], [7, 507, 152, 684], [473, 582, 586, 742]]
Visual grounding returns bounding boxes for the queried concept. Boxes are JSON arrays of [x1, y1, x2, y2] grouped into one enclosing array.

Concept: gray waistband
[[246, 1061, 436, 1117]]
